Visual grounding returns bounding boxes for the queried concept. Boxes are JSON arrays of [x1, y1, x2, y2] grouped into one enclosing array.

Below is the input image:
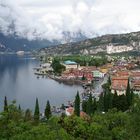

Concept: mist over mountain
[[1, 0, 140, 53], [1, 0, 140, 42], [0, 32, 86, 52]]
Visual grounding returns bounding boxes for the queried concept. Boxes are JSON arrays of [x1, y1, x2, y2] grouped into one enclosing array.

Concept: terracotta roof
[[112, 77, 129, 80], [111, 77, 128, 90], [131, 72, 140, 77]]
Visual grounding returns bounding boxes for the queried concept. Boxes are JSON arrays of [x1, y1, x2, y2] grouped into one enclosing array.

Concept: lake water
[[0, 55, 83, 112]]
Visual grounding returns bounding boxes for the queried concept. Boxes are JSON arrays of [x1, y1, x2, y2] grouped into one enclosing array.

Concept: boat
[[16, 51, 24, 55]]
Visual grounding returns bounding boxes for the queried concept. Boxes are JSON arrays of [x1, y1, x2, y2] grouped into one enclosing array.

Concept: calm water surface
[[0, 55, 82, 111]]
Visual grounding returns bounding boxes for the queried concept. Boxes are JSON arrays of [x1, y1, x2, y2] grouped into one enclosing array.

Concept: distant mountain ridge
[[0, 32, 87, 52], [40, 31, 140, 55], [0, 33, 59, 52]]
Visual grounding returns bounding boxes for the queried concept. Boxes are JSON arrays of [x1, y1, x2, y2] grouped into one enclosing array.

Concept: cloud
[[0, 0, 140, 41]]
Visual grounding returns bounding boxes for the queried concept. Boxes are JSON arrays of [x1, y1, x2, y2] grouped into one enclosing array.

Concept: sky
[[0, 0, 140, 41]]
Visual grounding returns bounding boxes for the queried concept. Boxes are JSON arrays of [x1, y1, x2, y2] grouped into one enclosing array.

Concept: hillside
[[0, 32, 86, 52], [40, 31, 140, 55], [0, 33, 60, 52]]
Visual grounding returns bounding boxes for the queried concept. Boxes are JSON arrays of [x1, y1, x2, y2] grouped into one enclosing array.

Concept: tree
[[98, 92, 104, 111], [45, 100, 52, 120], [82, 74, 86, 81], [92, 98, 97, 114], [103, 91, 108, 112], [4, 96, 8, 112], [107, 91, 113, 110], [25, 109, 32, 121], [61, 104, 65, 110], [74, 91, 80, 116], [87, 93, 93, 115], [82, 100, 87, 113], [130, 89, 134, 105], [34, 98, 40, 123], [51, 59, 66, 74], [18, 104, 21, 111], [126, 79, 131, 107], [112, 90, 118, 109], [117, 95, 128, 111], [108, 76, 111, 86]]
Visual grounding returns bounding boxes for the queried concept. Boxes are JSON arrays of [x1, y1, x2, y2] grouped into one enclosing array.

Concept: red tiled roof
[[131, 72, 140, 77], [111, 77, 128, 90]]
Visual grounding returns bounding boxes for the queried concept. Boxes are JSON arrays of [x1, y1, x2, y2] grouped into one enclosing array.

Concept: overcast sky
[[0, 0, 140, 41]]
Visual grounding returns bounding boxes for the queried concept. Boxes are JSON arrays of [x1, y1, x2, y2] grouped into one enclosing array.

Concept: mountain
[[0, 33, 60, 52], [0, 32, 87, 52], [40, 31, 140, 55]]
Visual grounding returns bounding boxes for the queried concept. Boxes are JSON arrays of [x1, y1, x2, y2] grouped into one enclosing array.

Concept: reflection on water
[[0, 54, 82, 112]]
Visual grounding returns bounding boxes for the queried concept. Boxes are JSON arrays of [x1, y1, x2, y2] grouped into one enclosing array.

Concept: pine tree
[[25, 109, 32, 121], [130, 89, 134, 106], [18, 104, 21, 111], [45, 100, 51, 120], [34, 98, 40, 122], [74, 91, 80, 116], [4, 96, 8, 112], [126, 79, 131, 107], [82, 100, 87, 113], [98, 92, 104, 111], [87, 93, 93, 115], [112, 90, 118, 109], [104, 91, 108, 112], [107, 91, 113, 110], [118, 95, 128, 111], [92, 98, 97, 114], [108, 76, 111, 86]]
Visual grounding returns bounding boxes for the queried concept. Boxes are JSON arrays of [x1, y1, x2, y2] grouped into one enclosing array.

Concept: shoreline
[[49, 75, 85, 86], [34, 70, 86, 86]]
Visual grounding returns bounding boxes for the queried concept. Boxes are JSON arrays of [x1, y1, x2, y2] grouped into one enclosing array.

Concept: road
[[93, 74, 109, 97]]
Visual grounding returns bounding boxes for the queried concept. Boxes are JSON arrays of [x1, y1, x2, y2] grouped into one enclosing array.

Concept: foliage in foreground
[[0, 96, 140, 140]]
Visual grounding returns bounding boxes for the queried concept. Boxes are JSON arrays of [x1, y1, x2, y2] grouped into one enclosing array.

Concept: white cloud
[[0, 0, 140, 41]]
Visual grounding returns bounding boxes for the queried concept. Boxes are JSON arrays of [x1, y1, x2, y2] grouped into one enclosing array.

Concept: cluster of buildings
[[61, 60, 109, 83], [62, 58, 140, 96], [35, 56, 140, 98], [105, 57, 140, 96], [111, 70, 140, 96]]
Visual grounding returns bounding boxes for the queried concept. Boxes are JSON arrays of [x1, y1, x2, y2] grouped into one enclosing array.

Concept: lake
[[0, 54, 83, 112]]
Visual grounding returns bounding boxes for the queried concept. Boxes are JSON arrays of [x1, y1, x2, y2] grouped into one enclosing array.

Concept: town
[[33, 54, 140, 116]]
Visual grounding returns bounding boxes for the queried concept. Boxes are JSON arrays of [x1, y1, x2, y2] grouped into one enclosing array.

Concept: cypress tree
[[98, 92, 104, 111], [45, 100, 51, 120], [112, 90, 118, 109], [130, 89, 134, 105], [87, 93, 93, 115], [126, 79, 131, 107], [108, 76, 111, 86], [34, 98, 40, 122], [118, 95, 128, 111], [104, 91, 108, 112], [107, 91, 113, 110], [25, 109, 32, 122], [18, 104, 21, 111], [82, 100, 87, 113], [74, 91, 80, 116], [92, 98, 97, 114], [4, 96, 8, 112]]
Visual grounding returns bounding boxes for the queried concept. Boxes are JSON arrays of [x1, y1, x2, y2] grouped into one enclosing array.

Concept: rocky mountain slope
[[40, 31, 140, 55]]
